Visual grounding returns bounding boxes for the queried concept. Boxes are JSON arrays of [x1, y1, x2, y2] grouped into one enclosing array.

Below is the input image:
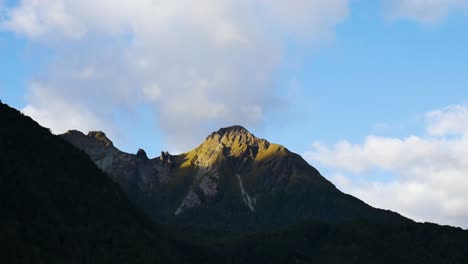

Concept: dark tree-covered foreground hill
[[0, 102, 187, 263], [1, 101, 468, 264]]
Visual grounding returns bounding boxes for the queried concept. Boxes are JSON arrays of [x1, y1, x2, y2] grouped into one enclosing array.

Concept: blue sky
[[264, 0, 468, 150], [1, 0, 468, 228], [2, 0, 467, 153]]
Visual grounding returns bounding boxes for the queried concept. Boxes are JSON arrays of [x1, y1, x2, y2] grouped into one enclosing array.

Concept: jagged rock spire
[[136, 149, 148, 160]]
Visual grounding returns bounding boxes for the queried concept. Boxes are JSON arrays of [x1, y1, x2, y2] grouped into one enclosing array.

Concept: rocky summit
[[62, 125, 405, 231]]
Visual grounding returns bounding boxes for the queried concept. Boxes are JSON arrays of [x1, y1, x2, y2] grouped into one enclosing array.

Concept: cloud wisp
[[383, 0, 468, 24], [305, 105, 468, 228], [1, 0, 349, 150]]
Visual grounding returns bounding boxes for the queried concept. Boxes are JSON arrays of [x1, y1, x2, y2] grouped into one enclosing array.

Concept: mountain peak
[[207, 125, 259, 144], [203, 125, 265, 150], [215, 125, 250, 136], [187, 125, 274, 168]]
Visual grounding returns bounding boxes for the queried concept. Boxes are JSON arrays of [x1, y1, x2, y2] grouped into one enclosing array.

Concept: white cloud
[[21, 83, 111, 134], [143, 83, 162, 102], [1, 0, 349, 150], [383, 0, 468, 24], [74, 66, 95, 80], [305, 105, 468, 228], [1, 0, 86, 38], [426, 105, 468, 136]]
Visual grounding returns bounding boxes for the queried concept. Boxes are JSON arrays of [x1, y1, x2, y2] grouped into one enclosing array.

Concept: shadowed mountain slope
[[0, 102, 187, 264]]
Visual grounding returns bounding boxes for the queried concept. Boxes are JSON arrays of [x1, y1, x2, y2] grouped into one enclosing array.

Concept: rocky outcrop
[[136, 149, 148, 160], [199, 174, 218, 197], [160, 151, 173, 167], [62, 130, 119, 170], [175, 191, 201, 216], [61, 131, 170, 200], [88, 131, 114, 147]]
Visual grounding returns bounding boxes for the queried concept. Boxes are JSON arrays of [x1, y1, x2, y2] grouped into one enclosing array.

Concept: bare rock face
[[61, 131, 167, 198], [175, 191, 201, 216], [62, 130, 119, 170], [199, 174, 218, 197], [236, 174, 256, 212], [193, 125, 274, 169]]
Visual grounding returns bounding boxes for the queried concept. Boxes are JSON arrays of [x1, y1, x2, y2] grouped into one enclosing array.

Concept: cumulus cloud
[[383, 0, 468, 24], [1, 0, 349, 150], [426, 105, 468, 136], [305, 105, 468, 228], [21, 83, 113, 134]]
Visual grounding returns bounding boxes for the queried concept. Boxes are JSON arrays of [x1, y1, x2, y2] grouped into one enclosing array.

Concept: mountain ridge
[[62, 125, 407, 231]]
